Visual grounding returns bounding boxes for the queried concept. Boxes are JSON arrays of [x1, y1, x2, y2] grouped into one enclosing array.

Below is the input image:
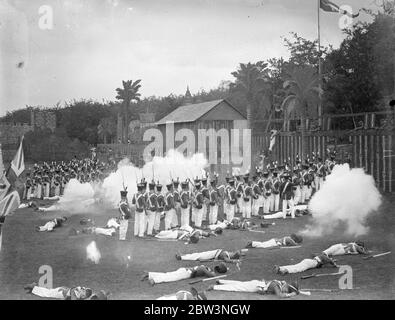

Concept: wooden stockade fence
[[252, 130, 394, 193]]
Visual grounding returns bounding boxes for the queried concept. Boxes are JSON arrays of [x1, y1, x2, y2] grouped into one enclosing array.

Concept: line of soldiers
[[117, 151, 339, 238], [118, 175, 222, 238], [23, 158, 108, 200]]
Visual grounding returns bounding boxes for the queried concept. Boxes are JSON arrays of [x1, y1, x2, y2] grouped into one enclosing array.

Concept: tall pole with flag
[[0, 136, 25, 252]]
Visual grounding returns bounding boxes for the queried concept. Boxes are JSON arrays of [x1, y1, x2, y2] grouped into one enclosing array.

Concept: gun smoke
[[302, 164, 382, 237]]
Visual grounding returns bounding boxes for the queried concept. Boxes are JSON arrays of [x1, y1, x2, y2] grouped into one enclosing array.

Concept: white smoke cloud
[[86, 241, 101, 264], [302, 164, 382, 237], [101, 149, 208, 207], [43, 150, 208, 213], [54, 179, 96, 213]]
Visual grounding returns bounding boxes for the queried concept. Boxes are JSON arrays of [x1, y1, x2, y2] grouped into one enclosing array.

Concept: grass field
[[0, 194, 394, 300]]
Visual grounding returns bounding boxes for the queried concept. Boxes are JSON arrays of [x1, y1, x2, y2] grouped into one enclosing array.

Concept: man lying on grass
[[141, 263, 228, 286], [207, 279, 301, 298], [69, 217, 120, 237], [321, 241, 368, 256], [176, 249, 244, 263], [157, 287, 207, 300], [246, 233, 303, 249], [154, 225, 221, 242], [36, 217, 67, 232], [24, 283, 109, 300], [274, 253, 338, 275]]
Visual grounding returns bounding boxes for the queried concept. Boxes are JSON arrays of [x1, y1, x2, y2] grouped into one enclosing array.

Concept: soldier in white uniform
[[208, 279, 300, 298], [141, 264, 227, 286], [36, 217, 67, 232], [118, 189, 131, 240], [164, 183, 175, 230], [132, 183, 146, 238], [322, 241, 368, 256], [180, 180, 191, 227], [274, 253, 338, 275], [176, 248, 242, 263], [208, 178, 219, 225], [246, 234, 303, 249], [145, 181, 158, 236]]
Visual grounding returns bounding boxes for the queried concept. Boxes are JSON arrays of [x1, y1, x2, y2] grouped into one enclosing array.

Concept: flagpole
[[317, 0, 323, 127]]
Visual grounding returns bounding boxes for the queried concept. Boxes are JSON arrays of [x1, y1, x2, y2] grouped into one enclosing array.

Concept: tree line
[[1, 7, 393, 161]]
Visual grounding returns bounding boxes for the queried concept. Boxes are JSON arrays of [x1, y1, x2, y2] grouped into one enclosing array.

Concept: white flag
[[0, 190, 20, 218], [11, 137, 25, 177]]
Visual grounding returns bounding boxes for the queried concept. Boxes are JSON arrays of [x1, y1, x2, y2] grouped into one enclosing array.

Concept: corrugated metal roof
[[156, 99, 240, 125]]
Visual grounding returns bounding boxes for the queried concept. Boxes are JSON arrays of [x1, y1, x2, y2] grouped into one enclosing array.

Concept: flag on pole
[[0, 190, 20, 219], [0, 138, 25, 252], [320, 0, 360, 18], [10, 136, 25, 177]]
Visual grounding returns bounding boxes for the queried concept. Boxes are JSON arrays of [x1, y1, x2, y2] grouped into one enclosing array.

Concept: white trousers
[[180, 207, 190, 228], [282, 199, 295, 218], [263, 196, 270, 214], [242, 200, 251, 219], [293, 186, 301, 205], [213, 280, 266, 293], [146, 210, 156, 235], [272, 194, 280, 212], [173, 203, 180, 227], [35, 184, 42, 199], [181, 249, 219, 261], [165, 209, 175, 230], [226, 204, 235, 222], [209, 205, 218, 225], [54, 185, 60, 197], [237, 197, 243, 214], [31, 286, 66, 299], [207, 221, 228, 231], [155, 230, 179, 240], [119, 220, 129, 240], [251, 238, 278, 249], [268, 194, 275, 212], [203, 202, 209, 221], [93, 227, 116, 236], [43, 183, 50, 198], [134, 211, 146, 237], [38, 221, 56, 232], [149, 268, 193, 284], [154, 211, 162, 231], [299, 185, 308, 204], [262, 211, 285, 219], [192, 207, 203, 228], [258, 195, 264, 209], [323, 244, 347, 256], [280, 259, 318, 274], [317, 177, 324, 191], [252, 198, 260, 216]]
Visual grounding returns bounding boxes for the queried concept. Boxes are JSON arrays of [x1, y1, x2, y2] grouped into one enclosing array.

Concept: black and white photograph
[[0, 0, 394, 306]]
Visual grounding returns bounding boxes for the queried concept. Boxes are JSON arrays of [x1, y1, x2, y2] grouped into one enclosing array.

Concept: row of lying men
[[23, 158, 108, 200]]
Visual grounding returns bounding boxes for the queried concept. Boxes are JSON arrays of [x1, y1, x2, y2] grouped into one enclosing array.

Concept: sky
[[0, 0, 377, 115]]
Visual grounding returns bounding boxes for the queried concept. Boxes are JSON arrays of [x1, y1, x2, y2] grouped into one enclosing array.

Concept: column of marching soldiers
[[125, 152, 338, 238]]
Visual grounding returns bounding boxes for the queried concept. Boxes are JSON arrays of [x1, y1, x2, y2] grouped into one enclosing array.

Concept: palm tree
[[98, 117, 116, 144], [279, 66, 322, 160], [116, 79, 142, 143], [231, 62, 270, 129]]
